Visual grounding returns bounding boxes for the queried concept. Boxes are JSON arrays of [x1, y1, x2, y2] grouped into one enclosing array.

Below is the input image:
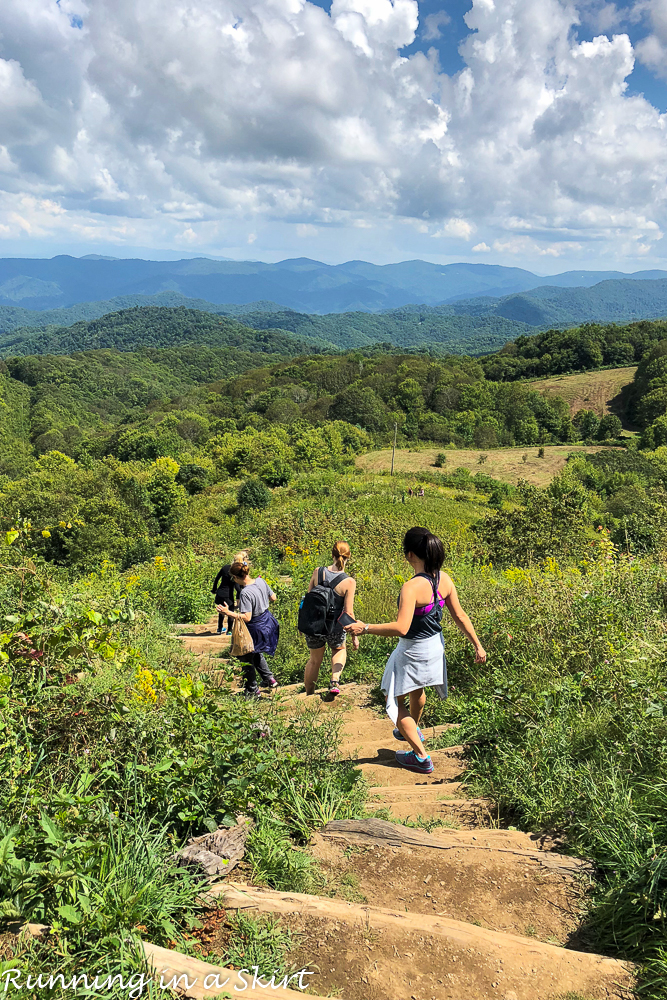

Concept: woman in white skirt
[[345, 526, 486, 774]]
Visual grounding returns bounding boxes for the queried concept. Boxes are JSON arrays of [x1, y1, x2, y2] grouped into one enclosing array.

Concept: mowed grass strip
[[357, 445, 610, 487], [528, 366, 637, 420]]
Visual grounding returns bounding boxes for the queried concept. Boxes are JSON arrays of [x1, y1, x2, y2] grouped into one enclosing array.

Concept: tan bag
[[230, 616, 254, 657]]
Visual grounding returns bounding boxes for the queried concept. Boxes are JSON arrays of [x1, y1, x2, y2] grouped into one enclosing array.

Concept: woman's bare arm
[[346, 579, 418, 637], [342, 578, 356, 617], [217, 602, 251, 621], [442, 578, 486, 662]]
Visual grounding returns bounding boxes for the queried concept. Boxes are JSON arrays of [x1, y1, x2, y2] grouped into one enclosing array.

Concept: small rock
[[423, 874, 432, 884]]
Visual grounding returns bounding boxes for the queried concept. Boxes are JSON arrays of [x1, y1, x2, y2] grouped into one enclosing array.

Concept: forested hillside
[[482, 317, 667, 380], [1, 306, 329, 357], [1, 301, 531, 356]]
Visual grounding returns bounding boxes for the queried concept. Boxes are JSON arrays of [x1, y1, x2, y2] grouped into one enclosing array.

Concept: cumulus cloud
[[432, 218, 476, 239], [422, 10, 452, 40], [0, 0, 665, 264], [635, 0, 667, 80]]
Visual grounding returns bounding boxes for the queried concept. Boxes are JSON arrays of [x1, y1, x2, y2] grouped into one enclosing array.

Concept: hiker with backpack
[[298, 541, 359, 697], [344, 526, 486, 774], [217, 557, 279, 699]]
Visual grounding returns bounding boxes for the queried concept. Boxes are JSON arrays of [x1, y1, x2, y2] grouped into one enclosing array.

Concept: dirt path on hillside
[[167, 616, 635, 1000]]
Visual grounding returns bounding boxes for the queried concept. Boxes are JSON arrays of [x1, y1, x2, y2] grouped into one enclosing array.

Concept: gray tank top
[[321, 567, 348, 616]]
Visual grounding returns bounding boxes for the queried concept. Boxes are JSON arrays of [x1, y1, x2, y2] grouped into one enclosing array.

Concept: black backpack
[[297, 568, 347, 637]]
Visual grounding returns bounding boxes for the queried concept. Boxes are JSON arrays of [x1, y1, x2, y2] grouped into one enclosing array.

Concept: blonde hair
[[233, 549, 250, 564], [332, 540, 351, 569]]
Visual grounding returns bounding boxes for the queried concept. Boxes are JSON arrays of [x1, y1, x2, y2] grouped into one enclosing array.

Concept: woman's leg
[[238, 653, 258, 692], [409, 688, 426, 726], [254, 652, 275, 686], [304, 645, 326, 695], [217, 612, 225, 632], [330, 644, 347, 686], [396, 692, 427, 757]]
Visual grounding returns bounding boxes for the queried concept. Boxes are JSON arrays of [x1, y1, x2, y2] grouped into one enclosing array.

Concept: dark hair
[[402, 526, 445, 575]]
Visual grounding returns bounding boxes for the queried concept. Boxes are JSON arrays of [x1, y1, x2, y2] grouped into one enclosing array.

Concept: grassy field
[[528, 366, 637, 426], [357, 445, 609, 487]]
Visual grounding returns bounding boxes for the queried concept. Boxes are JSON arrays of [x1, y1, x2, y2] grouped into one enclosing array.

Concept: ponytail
[[332, 540, 351, 569], [402, 526, 444, 575]]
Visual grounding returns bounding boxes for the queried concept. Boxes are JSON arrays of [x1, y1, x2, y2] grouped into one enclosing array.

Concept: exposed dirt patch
[[280, 911, 629, 1000], [311, 838, 585, 944]]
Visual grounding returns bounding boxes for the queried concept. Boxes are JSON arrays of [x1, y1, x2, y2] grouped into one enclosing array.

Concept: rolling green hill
[[1, 306, 331, 358]]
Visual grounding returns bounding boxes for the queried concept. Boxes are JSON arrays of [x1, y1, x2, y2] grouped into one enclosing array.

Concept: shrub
[[597, 413, 623, 441], [433, 452, 447, 468], [238, 477, 272, 510]]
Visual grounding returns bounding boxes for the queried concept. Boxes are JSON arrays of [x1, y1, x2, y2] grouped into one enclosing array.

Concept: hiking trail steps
[[167, 617, 635, 1000]]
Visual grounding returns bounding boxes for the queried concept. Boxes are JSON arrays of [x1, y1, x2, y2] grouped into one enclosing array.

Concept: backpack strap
[[317, 567, 324, 586], [327, 572, 347, 591]]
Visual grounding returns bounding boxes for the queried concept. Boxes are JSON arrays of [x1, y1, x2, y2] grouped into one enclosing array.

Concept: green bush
[[238, 477, 272, 510]]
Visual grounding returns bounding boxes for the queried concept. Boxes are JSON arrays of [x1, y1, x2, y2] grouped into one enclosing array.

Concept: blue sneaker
[[393, 726, 424, 742], [395, 750, 433, 774]]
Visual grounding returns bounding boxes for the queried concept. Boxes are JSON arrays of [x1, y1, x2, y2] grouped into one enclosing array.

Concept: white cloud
[[433, 218, 476, 238], [635, 0, 667, 80], [472, 241, 491, 252], [422, 10, 452, 41], [0, 0, 665, 266]]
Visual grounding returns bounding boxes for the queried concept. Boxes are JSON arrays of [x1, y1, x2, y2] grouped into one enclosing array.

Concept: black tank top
[[402, 572, 445, 640]]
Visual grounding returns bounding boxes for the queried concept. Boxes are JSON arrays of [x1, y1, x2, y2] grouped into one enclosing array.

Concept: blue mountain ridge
[[0, 254, 665, 314]]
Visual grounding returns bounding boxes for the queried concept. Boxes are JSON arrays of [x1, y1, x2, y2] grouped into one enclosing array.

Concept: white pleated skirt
[[381, 632, 448, 724]]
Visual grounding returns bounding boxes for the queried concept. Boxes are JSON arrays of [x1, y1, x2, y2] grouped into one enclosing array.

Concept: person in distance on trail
[[301, 541, 359, 698], [345, 526, 486, 775], [211, 555, 243, 634], [218, 557, 279, 699]]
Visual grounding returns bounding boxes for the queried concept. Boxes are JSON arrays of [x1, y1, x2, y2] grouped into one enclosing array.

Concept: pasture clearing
[[528, 366, 637, 426], [357, 444, 610, 487]]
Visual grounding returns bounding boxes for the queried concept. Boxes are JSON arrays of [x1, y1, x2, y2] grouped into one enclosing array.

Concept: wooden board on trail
[[142, 942, 336, 998], [320, 818, 592, 874]]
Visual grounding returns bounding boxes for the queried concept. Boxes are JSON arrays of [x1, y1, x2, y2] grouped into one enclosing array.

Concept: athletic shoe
[[329, 682, 340, 696], [264, 675, 279, 689], [395, 750, 433, 774], [393, 726, 424, 742], [216, 628, 228, 635], [242, 686, 262, 700]]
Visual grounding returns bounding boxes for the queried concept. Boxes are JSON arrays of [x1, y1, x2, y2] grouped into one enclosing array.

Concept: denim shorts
[[305, 627, 346, 651]]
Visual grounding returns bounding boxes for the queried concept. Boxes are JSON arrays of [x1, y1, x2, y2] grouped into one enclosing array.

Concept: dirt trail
[[175, 617, 635, 1000]]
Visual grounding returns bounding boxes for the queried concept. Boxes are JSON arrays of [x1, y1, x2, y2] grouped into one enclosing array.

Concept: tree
[[573, 409, 600, 439], [329, 386, 389, 431], [475, 476, 592, 564], [597, 414, 622, 440], [237, 478, 272, 510]]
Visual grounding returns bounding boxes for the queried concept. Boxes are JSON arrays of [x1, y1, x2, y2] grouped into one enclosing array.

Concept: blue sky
[[0, 0, 666, 272]]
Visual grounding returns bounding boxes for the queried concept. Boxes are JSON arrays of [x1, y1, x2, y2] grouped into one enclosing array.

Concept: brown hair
[[332, 541, 351, 568], [230, 558, 250, 580]]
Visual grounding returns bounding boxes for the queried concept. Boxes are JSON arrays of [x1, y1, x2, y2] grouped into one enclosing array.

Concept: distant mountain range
[[2, 255, 667, 359], [1, 254, 667, 314]]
